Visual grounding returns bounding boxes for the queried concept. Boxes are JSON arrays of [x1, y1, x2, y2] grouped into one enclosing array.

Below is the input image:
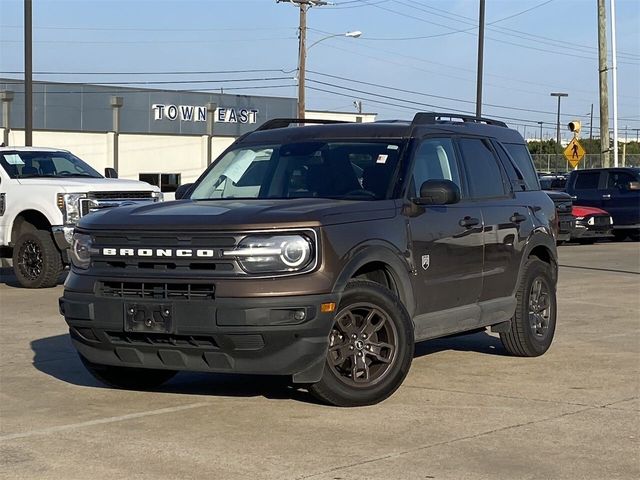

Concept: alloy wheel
[[327, 302, 398, 387]]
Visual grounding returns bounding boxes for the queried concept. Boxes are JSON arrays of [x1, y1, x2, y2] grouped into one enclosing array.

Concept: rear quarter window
[[502, 143, 540, 191]]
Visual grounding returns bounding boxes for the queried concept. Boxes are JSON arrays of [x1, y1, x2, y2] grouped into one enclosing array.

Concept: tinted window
[[410, 138, 461, 196], [493, 142, 524, 191], [458, 138, 506, 198], [503, 143, 540, 191], [607, 171, 637, 190], [574, 171, 600, 190]]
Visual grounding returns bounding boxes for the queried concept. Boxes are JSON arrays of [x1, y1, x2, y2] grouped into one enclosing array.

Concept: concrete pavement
[[0, 242, 638, 479]]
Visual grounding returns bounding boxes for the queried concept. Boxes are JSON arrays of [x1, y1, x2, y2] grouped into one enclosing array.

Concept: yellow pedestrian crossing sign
[[564, 138, 585, 168]]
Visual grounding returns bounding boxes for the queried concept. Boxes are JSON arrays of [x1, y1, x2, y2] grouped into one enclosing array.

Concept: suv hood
[[16, 177, 158, 192], [78, 198, 398, 231]]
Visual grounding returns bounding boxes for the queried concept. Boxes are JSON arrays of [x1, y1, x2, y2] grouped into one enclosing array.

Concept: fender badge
[[421, 254, 430, 270]]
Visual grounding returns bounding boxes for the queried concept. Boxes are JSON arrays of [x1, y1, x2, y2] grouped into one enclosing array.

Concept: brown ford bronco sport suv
[[60, 113, 558, 407]]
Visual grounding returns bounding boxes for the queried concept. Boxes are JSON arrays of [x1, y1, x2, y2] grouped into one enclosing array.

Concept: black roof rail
[[254, 118, 349, 132], [411, 112, 508, 128]]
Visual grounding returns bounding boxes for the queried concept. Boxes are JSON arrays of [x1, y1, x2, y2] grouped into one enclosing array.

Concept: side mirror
[[627, 181, 640, 191], [174, 183, 194, 200], [414, 179, 460, 206], [104, 167, 118, 178]]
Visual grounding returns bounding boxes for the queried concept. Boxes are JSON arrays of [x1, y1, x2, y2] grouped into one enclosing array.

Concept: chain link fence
[[531, 154, 640, 172]]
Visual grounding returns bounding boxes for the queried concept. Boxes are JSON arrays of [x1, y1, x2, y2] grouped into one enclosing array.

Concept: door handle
[[602, 194, 611, 199], [459, 216, 480, 228], [510, 212, 527, 223]]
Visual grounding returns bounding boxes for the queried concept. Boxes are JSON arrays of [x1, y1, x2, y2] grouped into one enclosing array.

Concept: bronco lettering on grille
[[102, 248, 217, 258]]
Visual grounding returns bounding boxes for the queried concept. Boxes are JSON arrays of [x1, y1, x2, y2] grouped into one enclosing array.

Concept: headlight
[[151, 191, 164, 202], [224, 234, 314, 274], [57, 193, 87, 225], [70, 233, 93, 269]]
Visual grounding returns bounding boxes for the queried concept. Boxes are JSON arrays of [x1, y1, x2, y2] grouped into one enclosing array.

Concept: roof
[[0, 146, 70, 153], [239, 118, 524, 145]]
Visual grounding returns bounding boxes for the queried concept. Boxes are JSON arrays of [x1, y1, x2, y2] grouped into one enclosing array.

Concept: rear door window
[[573, 171, 601, 190], [457, 138, 507, 198]]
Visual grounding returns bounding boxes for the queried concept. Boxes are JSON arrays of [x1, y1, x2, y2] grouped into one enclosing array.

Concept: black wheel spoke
[[365, 341, 394, 364], [361, 308, 386, 337]]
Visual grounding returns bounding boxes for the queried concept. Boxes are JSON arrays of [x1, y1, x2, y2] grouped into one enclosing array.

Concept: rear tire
[[613, 231, 629, 242], [12, 229, 63, 288], [309, 280, 414, 407], [80, 355, 177, 390], [500, 258, 556, 357]]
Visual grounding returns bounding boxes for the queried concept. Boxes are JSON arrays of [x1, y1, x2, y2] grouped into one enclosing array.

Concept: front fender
[[332, 242, 416, 317]]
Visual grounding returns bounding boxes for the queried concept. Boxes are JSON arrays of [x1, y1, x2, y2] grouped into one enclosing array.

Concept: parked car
[[539, 175, 568, 191], [544, 190, 574, 244], [570, 205, 613, 244], [0, 147, 163, 288], [565, 168, 640, 241], [60, 112, 559, 407]]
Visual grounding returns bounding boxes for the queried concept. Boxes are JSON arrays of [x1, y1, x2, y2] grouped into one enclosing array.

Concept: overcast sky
[[0, 0, 638, 140]]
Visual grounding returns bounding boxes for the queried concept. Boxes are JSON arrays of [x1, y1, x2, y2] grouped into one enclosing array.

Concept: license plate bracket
[[124, 302, 173, 333]]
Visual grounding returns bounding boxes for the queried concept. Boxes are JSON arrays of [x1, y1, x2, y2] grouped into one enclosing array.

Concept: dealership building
[[0, 79, 376, 191]]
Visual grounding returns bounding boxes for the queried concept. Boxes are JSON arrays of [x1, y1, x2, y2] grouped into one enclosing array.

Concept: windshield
[[190, 141, 404, 201], [0, 151, 102, 179]]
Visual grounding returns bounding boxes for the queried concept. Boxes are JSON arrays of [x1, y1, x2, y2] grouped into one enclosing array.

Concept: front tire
[[12, 229, 64, 288], [309, 280, 414, 407], [500, 258, 557, 357], [80, 355, 177, 390]]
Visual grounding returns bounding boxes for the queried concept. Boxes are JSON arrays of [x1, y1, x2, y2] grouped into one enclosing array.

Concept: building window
[[139, 173, 181, 192]]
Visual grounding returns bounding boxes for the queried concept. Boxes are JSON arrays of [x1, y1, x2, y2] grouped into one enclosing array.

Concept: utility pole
[[633, 128, 640, 143], [24, 0, 33, 146], [538, 121, 543, 143], [589, 103, 594, 140], [278, 0, 327, 120], [597, 0, 610, 167], [550, 93, 568, 173], [610, 0, 619, 167], [475, 0, 486, 118]]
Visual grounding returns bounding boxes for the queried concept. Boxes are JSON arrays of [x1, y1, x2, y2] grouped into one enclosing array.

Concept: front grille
[[554, 201, 572, 214], [100, 281, 215, 300], [105, 331, 218, 349], [90, 231, 243, 277], [89, 191, 153, 200], [591, 216, 611, 226]]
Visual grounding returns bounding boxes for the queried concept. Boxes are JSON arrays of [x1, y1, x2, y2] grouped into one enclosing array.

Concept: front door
[[405, 138, 484, 319]]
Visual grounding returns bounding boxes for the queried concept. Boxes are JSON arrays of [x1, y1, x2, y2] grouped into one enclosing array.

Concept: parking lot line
[[0, 402, 211, 442]]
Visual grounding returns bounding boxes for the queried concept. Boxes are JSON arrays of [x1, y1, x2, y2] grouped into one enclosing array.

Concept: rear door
[[457, 137, 529, 307], [601, 170, 640, 226]]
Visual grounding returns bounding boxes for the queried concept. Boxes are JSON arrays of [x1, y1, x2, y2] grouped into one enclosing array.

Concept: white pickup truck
[[0, 147, 162, 288]]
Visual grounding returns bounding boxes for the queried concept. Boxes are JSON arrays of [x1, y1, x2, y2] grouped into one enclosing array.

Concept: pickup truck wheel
[[80, 355, 177, 390], [500, 258, 556, 357], [309, 280, 413, 407], [12, 229, 63, 288]]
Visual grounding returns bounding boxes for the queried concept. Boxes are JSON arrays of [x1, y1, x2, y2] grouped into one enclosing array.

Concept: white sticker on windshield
[[387, 145, 399, 150], [4, 154, 24, 165], [222, 150, 257, 184], [376, 154, 388, 164]]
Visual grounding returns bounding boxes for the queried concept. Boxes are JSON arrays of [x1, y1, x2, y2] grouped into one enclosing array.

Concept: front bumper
[[570, 222, 613, 240], [59, 289, 339, 384]]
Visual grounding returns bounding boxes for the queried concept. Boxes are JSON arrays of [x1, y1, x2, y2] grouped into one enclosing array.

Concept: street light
[[298, 30, 362, 119], [550, 92, 568, 173]]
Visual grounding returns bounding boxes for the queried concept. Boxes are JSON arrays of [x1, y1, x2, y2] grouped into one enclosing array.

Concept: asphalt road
[[1, 242, 638, 480]]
